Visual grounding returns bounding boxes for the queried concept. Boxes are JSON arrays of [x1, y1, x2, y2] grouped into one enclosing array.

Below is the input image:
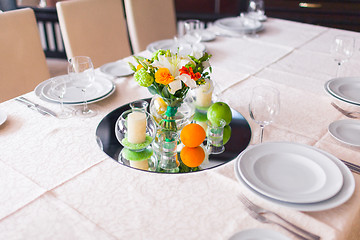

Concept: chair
[[56, 0, 132, 68], [0, 8, 50, 102], [0, 0, 17, 11], [124, 0, 177, 54]]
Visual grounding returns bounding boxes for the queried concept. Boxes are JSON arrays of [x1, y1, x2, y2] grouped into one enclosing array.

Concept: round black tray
[[96, 98, 252, 173]]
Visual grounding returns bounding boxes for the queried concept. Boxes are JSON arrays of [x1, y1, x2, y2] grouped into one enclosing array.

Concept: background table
[[1, 18, 360, 239]]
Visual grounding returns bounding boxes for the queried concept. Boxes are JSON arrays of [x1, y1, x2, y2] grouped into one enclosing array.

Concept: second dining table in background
[[0, 18, 360, 239]]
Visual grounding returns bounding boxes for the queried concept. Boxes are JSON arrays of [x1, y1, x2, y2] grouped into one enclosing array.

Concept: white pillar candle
[[129, 159, 149, 170], [127, 111, 147, 144], [196, 81, 213, 108]]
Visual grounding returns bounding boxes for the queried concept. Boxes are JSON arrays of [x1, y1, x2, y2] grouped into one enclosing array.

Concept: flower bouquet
[[129, 49, 212, 131]]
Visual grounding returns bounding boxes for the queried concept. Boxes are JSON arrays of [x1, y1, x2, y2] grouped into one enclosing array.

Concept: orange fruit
[[180, 123, 206, 147], [180, 146, 205, 168]]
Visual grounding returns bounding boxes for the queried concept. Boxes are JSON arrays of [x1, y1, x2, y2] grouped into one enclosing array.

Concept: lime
[[223, 125, 231, 145], [193, 110, 208, 122], [207, 102, 232, 126]]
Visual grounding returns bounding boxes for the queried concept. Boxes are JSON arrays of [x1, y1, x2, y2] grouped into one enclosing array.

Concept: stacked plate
[[234, 142, 355, 211], [35, 75, 115, 105], [214, 16, 264, 34]]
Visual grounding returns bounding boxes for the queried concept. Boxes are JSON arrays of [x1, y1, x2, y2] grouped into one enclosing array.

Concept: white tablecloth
[[1, 18, 360, 240]]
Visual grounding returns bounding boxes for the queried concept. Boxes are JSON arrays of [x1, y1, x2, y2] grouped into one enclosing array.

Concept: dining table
[[1, 17, 360, 240]]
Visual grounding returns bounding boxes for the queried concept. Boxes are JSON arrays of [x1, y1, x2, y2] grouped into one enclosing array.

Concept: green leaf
[[128, 62, 137, 72]]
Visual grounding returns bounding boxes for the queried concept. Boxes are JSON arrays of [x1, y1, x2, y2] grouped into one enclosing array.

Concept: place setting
[[146, 19, 209, 55], [323, 34, 360, 147], [234, 141, 355, 212], [31, 56, 116, 118], [208, 0, 266, 38]]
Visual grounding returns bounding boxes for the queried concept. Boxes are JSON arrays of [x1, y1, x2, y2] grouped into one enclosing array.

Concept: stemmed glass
[[249, 86, 280, 143], [68, 56, 97, 117], [330, 35, 355, 77], [50, 75, 72, 119], [183, 19, 202, 49]]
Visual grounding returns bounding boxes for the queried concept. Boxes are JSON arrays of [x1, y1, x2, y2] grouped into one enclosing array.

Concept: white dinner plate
[[214, 17, 264, 34], [238, 142, 343, 203], [325, 77, 360, 105], [229, 228, 290, 240], [198, 29, 216, 42], [234, 143, 355, 211], [0, 109, 7, 126], [36, 75, 115, 105], [99, 60, 134, 77], [329, 119, 360, 147], [146, 39, 206, 54]]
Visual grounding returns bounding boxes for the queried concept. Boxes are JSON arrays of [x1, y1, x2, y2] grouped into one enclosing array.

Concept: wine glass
[[249, 86, 280, 143], [183, 19, 202, 49], [247, 0, 265, 21], [68, 56, 97, 117], [50, 75, 72, 119], [330, 35, 355, 77]]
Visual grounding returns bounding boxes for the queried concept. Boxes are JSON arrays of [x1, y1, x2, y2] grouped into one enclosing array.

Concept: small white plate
[[325, 77, 360, 105], [198, 29, 216, 42], [238, 142, 343, 203], [38, 75, 115, 105], [0, 109, 7, 126], [229, 228, 290, 240], [99, 61, 134, 77], [234, 143, 355, 212], [214, 17, 264, 34], [146, 39, 206, 54], [329, 119, 360, 147]]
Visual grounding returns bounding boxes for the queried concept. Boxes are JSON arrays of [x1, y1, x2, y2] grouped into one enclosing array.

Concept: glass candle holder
[[130, 99, 149, 112], [206, 119, 226, 154], [158, 131, 180, 172], [115, 109, 157, 152]]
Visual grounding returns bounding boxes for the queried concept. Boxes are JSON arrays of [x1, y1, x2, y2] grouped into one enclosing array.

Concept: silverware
[[15, 98, 47, 115], [238, 194, 319, 240], [16, 97, 57, 117], [340, 159, 360, 174], [331, 102, 360, 119]]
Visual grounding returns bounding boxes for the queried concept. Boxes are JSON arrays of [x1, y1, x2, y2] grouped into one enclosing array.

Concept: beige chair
[[124, 0, 177, 54], [56, 0, 132, 68], [0, 8, 50, 102]]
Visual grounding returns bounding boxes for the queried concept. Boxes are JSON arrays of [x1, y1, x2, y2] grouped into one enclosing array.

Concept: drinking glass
[[249, 86, 280, 143], [330, 35, 355, 77], [247, 0, 265, 21], [50, 75, 72, 119], [68, 56, 97, 117], [183, 19, 202, 47]]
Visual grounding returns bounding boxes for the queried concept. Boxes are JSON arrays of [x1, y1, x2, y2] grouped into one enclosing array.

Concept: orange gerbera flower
[[155, 68, 174, 85], [179, 66, 201, 80]]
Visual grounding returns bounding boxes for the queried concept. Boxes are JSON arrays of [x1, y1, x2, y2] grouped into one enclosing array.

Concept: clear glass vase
[[149, 94, 195, 132]]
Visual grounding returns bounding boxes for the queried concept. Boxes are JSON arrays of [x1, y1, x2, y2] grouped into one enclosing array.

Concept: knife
[[15, 97, 57, 117]]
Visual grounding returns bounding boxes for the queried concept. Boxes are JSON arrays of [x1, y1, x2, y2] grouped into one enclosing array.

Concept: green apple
[[207, 102, 232, 126], [223, 125, 231, 145]]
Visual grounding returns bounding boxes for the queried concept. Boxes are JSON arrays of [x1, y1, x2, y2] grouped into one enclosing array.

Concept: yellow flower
[[136, 64, 143, 71], [155, 68, 174, 85]]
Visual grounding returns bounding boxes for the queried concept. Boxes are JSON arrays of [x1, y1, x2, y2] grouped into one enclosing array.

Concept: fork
[[239, 194, 320, 240], [331, 102, 360, 118]]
